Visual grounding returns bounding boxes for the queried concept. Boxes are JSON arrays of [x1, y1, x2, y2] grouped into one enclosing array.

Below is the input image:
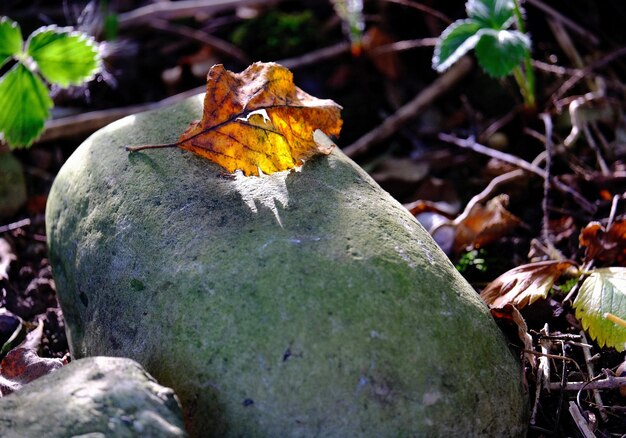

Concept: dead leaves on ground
[[0, 319, 66, 396], [128, 62, 343, 176], [579, 219, 626, 266], [481, 260, 579, 309], [453, 194, 523, 254]]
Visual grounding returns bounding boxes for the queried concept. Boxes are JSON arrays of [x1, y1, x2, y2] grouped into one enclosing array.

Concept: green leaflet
[[432, 0, 530, 80], [432, 19, 482, 72], [574, 267, 626, 351], [466, 0, 515, 29], [474, 29, 530, 77], [0, 64, 53, 148], [0, 17, 22, 68], [26, 26, 100, 88]]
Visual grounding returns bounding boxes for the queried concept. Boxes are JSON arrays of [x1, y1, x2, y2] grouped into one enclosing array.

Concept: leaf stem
[[125, 142, 178, 152], [512, 0, 536, 109]]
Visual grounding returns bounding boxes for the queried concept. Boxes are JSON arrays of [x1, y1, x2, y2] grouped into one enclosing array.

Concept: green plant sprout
[[0, 17, 100, 148], [432, 0, 535, 109]]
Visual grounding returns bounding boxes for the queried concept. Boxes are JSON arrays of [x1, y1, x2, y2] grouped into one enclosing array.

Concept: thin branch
[[438, 133, 597, 214], [344, 56, 473, 157], [148, 18, 250, 64], [438, 133, 547, 178], [552, 46, 626, 102], [370, 38, 437, 55], [568, 402, 596, 438], [540, 113, 553, 244], [118, 0, 278, 29], [525, 0, 600, 46], [279, 42, 351, 70], [380, 0, 452, 24], [580, 331, 608, 421], [550, 375, 626, 391], [0, 219, 31, 234], [40, 86, 205, 143]]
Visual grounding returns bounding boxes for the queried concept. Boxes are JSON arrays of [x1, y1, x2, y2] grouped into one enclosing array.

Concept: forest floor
[[2, 0, 626, 435]]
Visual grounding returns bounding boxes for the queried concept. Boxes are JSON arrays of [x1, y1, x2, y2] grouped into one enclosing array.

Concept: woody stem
[[125, 143, 179, 152]]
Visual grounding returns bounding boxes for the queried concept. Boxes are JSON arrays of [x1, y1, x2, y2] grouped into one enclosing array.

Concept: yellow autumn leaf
[[128, 62, 343, 176]]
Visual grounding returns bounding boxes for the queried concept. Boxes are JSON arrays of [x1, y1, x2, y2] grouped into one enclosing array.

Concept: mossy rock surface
[[47, 95, 527, 437], [0, 357, 186, 437]]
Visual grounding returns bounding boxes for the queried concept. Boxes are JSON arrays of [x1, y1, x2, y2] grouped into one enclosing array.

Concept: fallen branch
[[549, 375, 626, 391], [40, 86, 206, 143], [118, 0, 278, 29], [344, 56, 473, 157], [148, 18, 250, 64], [438, 133, 596, 214]]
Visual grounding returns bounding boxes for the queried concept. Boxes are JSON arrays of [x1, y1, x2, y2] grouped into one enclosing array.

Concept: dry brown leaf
[[0, 320, 66, 397], [489, 303, 535, 368], [362, 27, 402, 80], [480, 260, 578, 309], [579, 219, 626, 266], [453, 194, 522, 254]]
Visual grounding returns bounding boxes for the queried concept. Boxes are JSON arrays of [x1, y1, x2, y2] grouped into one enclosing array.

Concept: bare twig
[[40, 86, 206, 143], [552, 47, 626, 102], [438, 133, 547, 178], [550, 375, 626, 391], [525, 0, 600, 46], [344, 56, 473, 157], [568, 402, 596, 438], [380, 0, 452, 24], [118, 0, 277, 29], [582, 124, 610, 175], [0, 218, 31, 234], [148, 18, 250, 64], [580, 331, 608, 421], [540, 113, 553, 244], [279, 42, 351, 70], [531, 324, 552, 425], [608, 194, 620, 229], [439, 133, 596, 214], [370, 38, 437, 55]]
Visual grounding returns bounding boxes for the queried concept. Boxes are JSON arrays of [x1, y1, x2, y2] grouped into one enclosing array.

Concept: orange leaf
[[579, 219, 626, 266], [178, 62, 342, 176], [453, 194, 522, 254], [480, 260, 578, 309]]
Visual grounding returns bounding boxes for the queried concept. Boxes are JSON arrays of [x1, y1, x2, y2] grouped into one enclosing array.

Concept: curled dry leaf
[[0, 319, 66, 397], [129, 62, 343, 176], [579, 219, 626, 266], [489, 303, 535, 368], [453, 194, 522, 254], [480, 260, 578, 309]]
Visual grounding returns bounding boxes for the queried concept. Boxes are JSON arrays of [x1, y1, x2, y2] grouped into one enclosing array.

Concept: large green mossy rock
[[0, 357, 187, 437], [47, 95, 527, 437]]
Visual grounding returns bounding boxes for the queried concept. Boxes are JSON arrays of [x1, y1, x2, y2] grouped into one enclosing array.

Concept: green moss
[[230, 10, 319, 59]]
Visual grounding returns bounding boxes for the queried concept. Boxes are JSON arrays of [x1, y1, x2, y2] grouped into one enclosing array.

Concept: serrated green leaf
[[466, 0, 515, 29], [0, 17, 23, 68], [474, 29, 529, 77], [26, 25, 99, 88], [0, 64, 53, 148], [432, 19, 481, 72], [574, 267, 626, 351]]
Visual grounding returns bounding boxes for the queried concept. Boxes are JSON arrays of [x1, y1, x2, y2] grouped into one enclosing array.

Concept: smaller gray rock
[[0, 356, 187, 437], [0, 152, 27, 219]]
